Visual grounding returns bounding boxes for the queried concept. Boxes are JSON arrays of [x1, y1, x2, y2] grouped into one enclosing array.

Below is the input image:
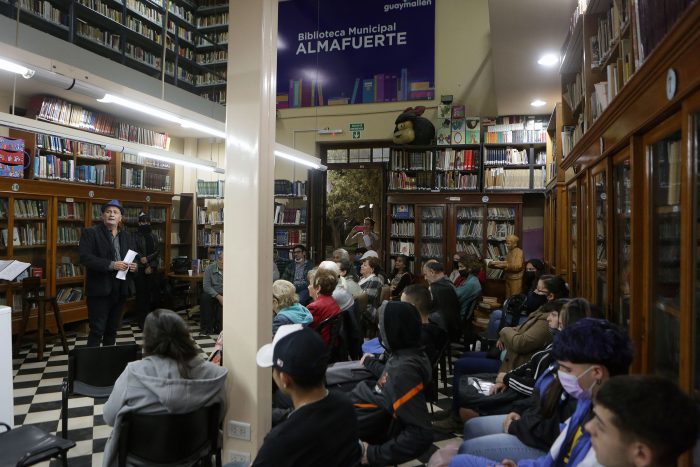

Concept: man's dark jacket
[[79, 224, 136, 297]]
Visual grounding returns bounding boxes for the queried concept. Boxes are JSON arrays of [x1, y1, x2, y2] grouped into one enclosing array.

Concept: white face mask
[[557, 365, 596, 400]]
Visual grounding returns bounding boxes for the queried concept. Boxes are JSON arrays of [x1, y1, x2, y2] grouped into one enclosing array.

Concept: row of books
[[486, 242, 508, 259], [149, 207, 167, 222], [387, 171, 433, 191], [197, 230, 223, 246], [76, 164, 115, 186], [562, 113, 585, 159], [487, 207, 516, 220], [197, 179, 224, 197], [435, 149, 480, 171], [391, 204, 414, 219], [456, 241, 482, 259], [274, 207, 306, 225], [36, 135, 111, 160], [190, 259, 214, 275], [56, 286, 84, 304], [58, 202, 85, 220], [421, 222, 442, 238], [484, 129, 547, 144], [34, 154, 75, 181], [1, 224, 47, 246], [17, 0, 67, 25], [390, 221, 414, 237], [457, 207, 483, 220], [420, 243, 443, 258], [456, 221, 483, 239], [274, 229, 305, 247], [122, 153, 171, 169], [76, 20, 121, 51], [274, 179, 307, 197], [390, 240, 415, 256], [390, 150, 434, 171], [563, 72, 583, 114], [56, 262, 85, 278], [486, 221, 515, 241], [589, 0, 630, 69], [14, 200, 47, 218], [484, 148, 529, 166], [197, 207, 223, 224], [434, 173, 478, 190], [484, 168, 531, 190], [57, 225, 81, 244]]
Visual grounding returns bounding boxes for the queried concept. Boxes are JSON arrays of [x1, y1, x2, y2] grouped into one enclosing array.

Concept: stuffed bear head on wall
[[392, 106, 435, 145]]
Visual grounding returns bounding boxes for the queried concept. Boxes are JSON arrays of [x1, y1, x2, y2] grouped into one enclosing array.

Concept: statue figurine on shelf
[[488, 234, 524, 297], [392, 106, 435, 145]]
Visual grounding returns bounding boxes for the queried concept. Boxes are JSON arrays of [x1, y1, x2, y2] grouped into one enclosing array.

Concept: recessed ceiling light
[[537, 53, 559, 67], [531, 99, 546, 107]]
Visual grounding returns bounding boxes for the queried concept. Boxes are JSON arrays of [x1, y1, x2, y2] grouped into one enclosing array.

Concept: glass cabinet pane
[[693, 112, 700, 395], [613, 160, 631, 329], [485, 206, 516, 279], [56, 199, 86, 305], [389, 204, 416, 273], [419, 206, 444, 263], [569, 185, 578, 293], [579, 180, 588, 298], [455, 205, 484, 259], [650, 131, 682, 381], [12, 197, 49, 311], [593, 171, 607, 312]]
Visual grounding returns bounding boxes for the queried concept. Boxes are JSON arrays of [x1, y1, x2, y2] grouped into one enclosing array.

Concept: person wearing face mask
[[455, 254, 482, 322], [449, 318, 633, 467], [134, 212, 160, 330]]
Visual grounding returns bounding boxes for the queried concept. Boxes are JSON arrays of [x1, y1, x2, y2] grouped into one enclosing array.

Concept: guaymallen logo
[[384, 0, 432, 13]]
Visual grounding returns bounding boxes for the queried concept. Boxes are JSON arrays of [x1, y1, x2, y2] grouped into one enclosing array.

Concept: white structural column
[[222, 0, 277, 461]]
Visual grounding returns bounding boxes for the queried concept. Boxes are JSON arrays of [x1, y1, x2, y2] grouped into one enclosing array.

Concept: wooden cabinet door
[[590, 159, 611, 318], [612, 152, 631, 330]]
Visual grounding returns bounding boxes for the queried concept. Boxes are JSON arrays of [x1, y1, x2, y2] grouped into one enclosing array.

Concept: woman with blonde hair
[[272, 279, 313, 335]]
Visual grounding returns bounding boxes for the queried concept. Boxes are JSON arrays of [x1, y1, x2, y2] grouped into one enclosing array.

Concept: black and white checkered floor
[[11, 311, 463, 467]]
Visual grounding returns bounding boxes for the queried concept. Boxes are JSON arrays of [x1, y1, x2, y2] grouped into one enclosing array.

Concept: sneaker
[[431, 414, 463, 433]]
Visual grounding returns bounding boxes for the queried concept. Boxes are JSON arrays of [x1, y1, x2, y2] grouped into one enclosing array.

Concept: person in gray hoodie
[[272, 279, 314, 335], [102, 309, 228, 467]]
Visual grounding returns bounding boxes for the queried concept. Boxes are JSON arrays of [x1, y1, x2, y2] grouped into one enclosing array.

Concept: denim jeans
[[463, 415, 507, 439], [456, 430, 547, 462], [487, 309, 528, 335]]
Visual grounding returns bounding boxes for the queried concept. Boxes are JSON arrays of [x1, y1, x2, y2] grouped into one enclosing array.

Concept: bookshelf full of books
[[170, 193, 194, 264], [0, 0, 228, 104], [386, 193, 522, 293], [388, 145, 480, 192], [274, 179, 308, 271], [591, 165, 608, 313], [482, 116, 548, 191], [196, 182, 224, 262], [55, 197, 86, 309]]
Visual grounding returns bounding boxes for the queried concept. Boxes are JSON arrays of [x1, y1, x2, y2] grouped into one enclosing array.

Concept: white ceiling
[[488, 0, 576, 115]]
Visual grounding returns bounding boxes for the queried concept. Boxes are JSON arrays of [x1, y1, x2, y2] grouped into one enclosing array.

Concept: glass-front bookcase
[[591, 162, 608, 314], [647, 117, 682, 382], [613, 155, 631, 329], [568, 183, 578, 294]]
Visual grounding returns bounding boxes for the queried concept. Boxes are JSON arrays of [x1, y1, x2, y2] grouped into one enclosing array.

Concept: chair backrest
[[68, 344, 141, 393], [316, 313, 344, 355], [117, 403, 220, 467], [499, 293, 527, 330]]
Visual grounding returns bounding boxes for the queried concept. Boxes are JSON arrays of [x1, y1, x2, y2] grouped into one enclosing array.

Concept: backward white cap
[[256, 323, 304, 367], [360, 250, 379, 260]]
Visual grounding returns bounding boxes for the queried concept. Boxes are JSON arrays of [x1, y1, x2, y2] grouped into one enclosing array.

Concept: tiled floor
[[11, 312, 464, 467]]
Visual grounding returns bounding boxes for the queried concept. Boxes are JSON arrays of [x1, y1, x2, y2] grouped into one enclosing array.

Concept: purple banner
[[277, 0, 435, 109]]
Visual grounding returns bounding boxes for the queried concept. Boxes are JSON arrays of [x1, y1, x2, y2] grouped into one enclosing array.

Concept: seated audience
[[586, 375, 699, 467], [307, 268, 342, 347], [401, 284, 448, 365], [272, 279, 313, 335], [389, 253, 414, 300], [449, 318, 634, 466], [351, 301, 433, 466], [281, 244, 314, 305], [338, 258, 363, 296], [200, 253, 224, 334], [358, 256, 384, 326], [247, 324, 361, 466], [102, 309, 228, 467], [333, 248, 359, 279], [455, 254, 482, 321]]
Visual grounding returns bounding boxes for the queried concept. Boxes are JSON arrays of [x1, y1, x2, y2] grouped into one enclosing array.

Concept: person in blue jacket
[[449, 318, 633, 467]]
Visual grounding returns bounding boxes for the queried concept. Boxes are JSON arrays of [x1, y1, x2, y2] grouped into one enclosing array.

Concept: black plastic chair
[[315, 313, 344, 363], [0, 422, 75, 467], [61, 344, 141, 439], [427, 340, 449, 414], [477, 294, 527, 351], [116, 404, 222, 467]]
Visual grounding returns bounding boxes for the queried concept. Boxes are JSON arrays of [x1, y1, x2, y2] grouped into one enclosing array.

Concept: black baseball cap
[[256, 325, 329, 379], [138, 212, 150, 222]]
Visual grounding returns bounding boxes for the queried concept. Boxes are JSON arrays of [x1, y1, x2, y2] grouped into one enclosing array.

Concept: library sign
[[277, 0, 435, 109]]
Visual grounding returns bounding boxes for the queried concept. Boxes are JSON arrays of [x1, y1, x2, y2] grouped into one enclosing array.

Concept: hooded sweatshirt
[[102, 355, 228, 467], [351, 301, 433, 466], [273, 303, 314, 335]]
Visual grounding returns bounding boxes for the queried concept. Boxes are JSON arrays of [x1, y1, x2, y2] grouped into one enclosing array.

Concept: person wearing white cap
[[234, 325, 361, 467]]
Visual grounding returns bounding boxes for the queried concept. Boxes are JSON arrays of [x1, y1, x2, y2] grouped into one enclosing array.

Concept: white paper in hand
[[116, 249, 137, 280]]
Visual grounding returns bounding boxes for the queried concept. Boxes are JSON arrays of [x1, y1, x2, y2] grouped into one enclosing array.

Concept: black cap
[[138, 212, 150, 222], [272, 327, 328, 379]]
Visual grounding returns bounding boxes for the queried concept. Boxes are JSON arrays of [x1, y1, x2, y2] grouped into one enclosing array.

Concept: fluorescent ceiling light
[[99, 93, 226, 139], [139, 152, 216, 172], [537, 53, 559, 67], [274, 143, 327, 170], [0, 111, 222, 172], [530, 99, 547, 107], [0, 58, 35, 79]]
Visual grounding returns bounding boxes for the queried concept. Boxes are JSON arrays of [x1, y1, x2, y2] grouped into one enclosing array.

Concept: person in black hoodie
[[134, 212, 160, 329], [351, 301, 433, 466]]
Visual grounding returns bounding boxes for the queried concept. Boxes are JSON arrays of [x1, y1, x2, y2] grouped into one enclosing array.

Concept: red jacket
[[308, 294, 341, 346]]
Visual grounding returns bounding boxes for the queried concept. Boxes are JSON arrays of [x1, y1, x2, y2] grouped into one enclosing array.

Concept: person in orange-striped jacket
[[350, 301, 433, 466]]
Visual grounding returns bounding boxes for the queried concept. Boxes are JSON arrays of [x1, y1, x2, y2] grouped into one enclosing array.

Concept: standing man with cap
[[134, 212, 160, 329], [238, 324, 361, 466], [79, 199, 137, 347]]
